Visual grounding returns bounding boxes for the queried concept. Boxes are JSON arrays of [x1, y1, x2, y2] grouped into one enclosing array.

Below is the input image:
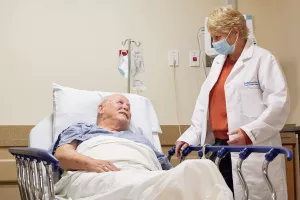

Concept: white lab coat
[[178, 39, 290, 200]]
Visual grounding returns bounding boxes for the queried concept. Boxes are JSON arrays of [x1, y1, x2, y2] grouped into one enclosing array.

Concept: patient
[[50, 94, 172, 172], [50, 94, 233, 200]]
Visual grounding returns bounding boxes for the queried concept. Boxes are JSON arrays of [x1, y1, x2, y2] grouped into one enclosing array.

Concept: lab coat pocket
[[241, 89, 264, 118]]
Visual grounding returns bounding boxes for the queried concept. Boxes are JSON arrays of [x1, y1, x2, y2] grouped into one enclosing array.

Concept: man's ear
[[98, 104, 104, 114]]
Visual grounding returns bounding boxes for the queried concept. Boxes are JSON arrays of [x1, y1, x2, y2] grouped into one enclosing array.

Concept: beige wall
[[0, 0, 299, 126]]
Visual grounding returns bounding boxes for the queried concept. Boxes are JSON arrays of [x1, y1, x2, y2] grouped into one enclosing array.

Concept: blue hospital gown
[[49, 123, 172, 170]]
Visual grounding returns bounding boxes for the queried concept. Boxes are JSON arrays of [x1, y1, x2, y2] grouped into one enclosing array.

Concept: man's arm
[[54, 140, 120, 172], [156, 153, 173, 170]]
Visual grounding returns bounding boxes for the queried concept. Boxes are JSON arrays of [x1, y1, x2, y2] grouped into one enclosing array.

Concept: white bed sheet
[[54, 136, 233, 200]]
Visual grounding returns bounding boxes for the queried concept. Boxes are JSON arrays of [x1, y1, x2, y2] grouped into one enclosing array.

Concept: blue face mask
[[212, 29, 238, 55]]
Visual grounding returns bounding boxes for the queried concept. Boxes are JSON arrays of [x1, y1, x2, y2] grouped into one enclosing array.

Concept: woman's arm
[[241, 54, 290, 145]]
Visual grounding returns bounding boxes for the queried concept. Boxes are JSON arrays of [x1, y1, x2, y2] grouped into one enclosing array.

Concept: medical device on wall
[[203, 14, 257, 67], [225, 0, 237, 9], [119, 39, 146, 93]]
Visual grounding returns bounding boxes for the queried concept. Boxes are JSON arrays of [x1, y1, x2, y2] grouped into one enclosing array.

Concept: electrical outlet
[[168, 51, 179, 67], [190, 51, 200, 67]]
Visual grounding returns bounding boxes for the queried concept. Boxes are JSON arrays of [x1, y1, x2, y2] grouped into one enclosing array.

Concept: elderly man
[[49, 94, 172, 172], [50, 94, 233, 200]]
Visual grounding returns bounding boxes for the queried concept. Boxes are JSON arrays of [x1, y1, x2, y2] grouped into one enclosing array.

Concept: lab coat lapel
[[226, 39, 255, 84]]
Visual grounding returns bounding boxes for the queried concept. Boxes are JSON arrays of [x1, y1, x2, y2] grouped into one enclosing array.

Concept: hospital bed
[[8, 134, 293, 200], [7, 114, 163, 200], [7, 83, 166, 200], [7, 83, 294, 200]]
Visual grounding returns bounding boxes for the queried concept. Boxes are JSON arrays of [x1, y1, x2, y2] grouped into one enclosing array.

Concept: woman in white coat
[[175, 6, 290, 200]]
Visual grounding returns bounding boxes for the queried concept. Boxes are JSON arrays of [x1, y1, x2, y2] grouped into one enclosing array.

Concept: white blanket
[[55, 136, 233, 200]]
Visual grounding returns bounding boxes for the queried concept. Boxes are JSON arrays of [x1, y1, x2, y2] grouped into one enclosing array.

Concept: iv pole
[[122, 38, 141, 93]]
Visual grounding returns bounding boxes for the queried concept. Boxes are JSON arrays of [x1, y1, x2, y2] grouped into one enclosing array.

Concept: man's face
[[98, 95, 131, 129]]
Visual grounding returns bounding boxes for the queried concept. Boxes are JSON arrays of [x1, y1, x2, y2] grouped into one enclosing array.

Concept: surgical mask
[[212, 29, 239, 55], [118, 50, 129, 78]]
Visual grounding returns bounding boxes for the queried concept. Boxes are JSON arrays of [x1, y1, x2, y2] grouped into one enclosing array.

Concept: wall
[[0, 0, 299, 126], [0, 0, 223, 125]]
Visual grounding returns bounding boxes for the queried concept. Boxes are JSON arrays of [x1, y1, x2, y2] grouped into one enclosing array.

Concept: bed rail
[[8, 145, 293, 200], [9, 148, 59, 200], [168, 145, 293, 200]]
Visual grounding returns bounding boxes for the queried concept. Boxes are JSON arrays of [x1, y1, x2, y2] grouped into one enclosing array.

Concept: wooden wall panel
[[0, 126, 33, 147], [0, 183, 21, 200], [159, 125, 189, 146], [0, 126, 33, 200]]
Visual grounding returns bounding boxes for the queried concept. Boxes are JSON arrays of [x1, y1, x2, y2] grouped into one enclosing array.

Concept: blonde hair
[[207, 5, 249, 39]]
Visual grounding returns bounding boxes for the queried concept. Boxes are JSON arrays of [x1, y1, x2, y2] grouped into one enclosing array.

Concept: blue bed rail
[[168, 145, 293, 200], [168, 145, 293, 161], [9, 148, 59, 165], [8, 147, 59, 200]]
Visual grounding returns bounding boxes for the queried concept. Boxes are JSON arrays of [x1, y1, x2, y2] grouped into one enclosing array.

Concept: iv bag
[[118, 51, 129, 79], [133, 79, 146, 92], [131, 45, 145, 77]]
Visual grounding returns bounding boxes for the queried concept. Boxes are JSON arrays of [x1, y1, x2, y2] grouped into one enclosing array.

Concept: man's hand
[[227, 129, 247, 145], [87, 159, 120, 173], [175, 141, 189, 159], [55, 141, 120, 172]]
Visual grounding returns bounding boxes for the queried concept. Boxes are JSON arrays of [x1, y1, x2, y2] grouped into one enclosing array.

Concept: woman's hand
[[227, 128, 247, 145], [175, 141, 189, 159]]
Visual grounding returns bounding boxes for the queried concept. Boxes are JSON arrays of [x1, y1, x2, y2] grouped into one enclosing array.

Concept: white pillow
[[52, 83, 162, 145]]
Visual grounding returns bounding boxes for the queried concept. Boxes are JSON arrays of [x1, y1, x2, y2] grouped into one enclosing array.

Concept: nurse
[[175, 5, 290, 200]]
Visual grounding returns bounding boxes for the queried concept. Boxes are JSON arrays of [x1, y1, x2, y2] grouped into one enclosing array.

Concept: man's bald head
[[97, 94, 131, 131], [99, 94, 128, 106]]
